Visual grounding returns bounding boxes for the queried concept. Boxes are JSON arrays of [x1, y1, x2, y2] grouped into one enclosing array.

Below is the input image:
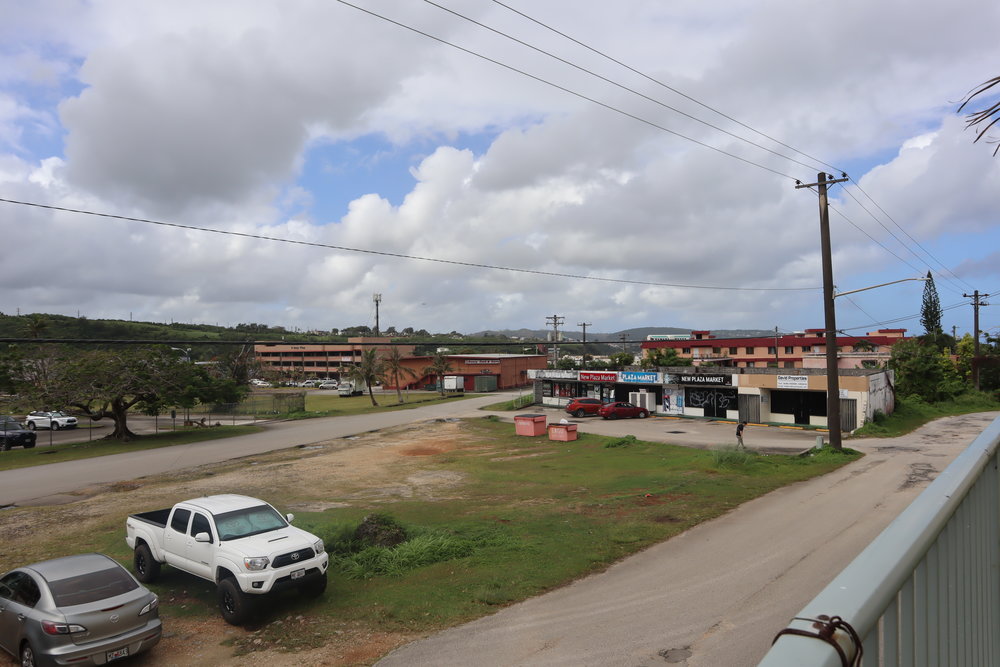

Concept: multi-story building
[[641, 329, 908, 369], [254, 337, 415, 379]]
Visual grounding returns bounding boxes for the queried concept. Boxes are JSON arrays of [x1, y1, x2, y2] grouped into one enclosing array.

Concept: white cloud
[[1, 0, 999, 337]]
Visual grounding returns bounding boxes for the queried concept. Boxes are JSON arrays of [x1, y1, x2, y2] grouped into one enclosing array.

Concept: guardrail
[[760, 415, 1000, 666]]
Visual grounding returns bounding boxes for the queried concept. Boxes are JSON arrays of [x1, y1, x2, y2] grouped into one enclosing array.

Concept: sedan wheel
[[20, 641, 36, 667], [639, 411, 648, 419], [574, 409, 586, 418]]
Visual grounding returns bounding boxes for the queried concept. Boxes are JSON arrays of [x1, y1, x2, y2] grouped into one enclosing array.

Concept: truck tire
[[133, 544, 161, 583], [218, 578, 255, 625], [299, 574, 328, 599]]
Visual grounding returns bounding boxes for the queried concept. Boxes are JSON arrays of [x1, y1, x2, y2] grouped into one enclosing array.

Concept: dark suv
[[0, 416, 36, 451], [564, 397, 605, 418]]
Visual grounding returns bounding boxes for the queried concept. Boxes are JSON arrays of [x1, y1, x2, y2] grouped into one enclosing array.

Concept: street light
[[826, 276, 929, 448]]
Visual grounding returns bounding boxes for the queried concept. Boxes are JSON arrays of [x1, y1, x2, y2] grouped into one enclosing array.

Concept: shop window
[[745, 347, 754, 354], [729, 347, 738, 354], [784, 346, 794, 354], [767, 346, 776, 354]]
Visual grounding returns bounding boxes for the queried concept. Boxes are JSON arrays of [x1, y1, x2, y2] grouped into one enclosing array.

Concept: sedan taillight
[[41, 620, 87, 635]]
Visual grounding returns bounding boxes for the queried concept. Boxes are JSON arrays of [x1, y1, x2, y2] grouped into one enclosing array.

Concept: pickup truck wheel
[[1, 442, 10, 451], [133, 544, 161, 583], [299, 574, 328, 599], [218, 578, 255, 625], [23, 442, 34, 449]]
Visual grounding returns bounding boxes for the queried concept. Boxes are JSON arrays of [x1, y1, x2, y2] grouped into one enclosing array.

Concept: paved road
[[377, 411, 1000, 667], [0, 393, 510, 506]]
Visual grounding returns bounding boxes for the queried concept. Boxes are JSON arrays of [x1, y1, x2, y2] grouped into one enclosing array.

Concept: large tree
[[5, 345, 244, 440], [888, 338, 965, 402], [641, 347, 693, 368], [920, 272, 943, 340]]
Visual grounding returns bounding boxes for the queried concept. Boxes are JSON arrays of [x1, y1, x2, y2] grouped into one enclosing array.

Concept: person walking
[[736, 421, 747, 449]]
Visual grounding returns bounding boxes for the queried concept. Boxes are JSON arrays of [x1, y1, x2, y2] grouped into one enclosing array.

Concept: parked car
[[0, 553, 161, 666], [317, 380, 339, 390], [126, 494, 328, 625], [298, 379, 319, 387], [0, 416, 36, 451], [564, 398, 605, 418], [249, 379, 272, 388], [24, 411, 78, 431], [597, 401, 650, 420]]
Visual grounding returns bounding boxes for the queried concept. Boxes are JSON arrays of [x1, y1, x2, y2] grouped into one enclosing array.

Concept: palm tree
[[959, 76, 1000, 155], [382, 347, 418, 404], [24, 314, 49, 339], [346, 349, 386, 407], [423, 352, 453, 397]]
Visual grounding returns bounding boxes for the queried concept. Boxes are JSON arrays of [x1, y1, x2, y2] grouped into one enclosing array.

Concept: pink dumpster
[[514, 413, 547, 436], [548, 423, 578, 441]]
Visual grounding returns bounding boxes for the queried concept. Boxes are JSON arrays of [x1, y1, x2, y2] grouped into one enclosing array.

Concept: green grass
[[852, 393, 999, 438], [478, 394, 535, 411], [295, 391, 477, 418], [10, 417, 863, 653], [0, 425, 263, 471]]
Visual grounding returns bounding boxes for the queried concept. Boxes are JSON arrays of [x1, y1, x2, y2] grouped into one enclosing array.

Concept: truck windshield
[[214, 505, 288, 541]]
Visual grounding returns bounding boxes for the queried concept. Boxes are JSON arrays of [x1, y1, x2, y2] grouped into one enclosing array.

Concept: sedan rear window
[[48, 566, 138, 607]]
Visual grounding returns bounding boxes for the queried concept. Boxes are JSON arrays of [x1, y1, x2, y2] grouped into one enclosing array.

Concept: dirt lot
[[0, 419, 478, 666]]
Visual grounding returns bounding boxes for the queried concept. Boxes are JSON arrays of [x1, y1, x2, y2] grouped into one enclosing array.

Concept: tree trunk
[[368, 386, 379, 407], [107, 398, 138, 441]]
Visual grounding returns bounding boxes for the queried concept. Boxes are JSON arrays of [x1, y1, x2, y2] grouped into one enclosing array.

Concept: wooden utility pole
[[797, 172, 848, 449], [774, 327, 780, 367], [963, 290, 990, 391], [578, 322, 592, 368], [545, 315, 564, 366]]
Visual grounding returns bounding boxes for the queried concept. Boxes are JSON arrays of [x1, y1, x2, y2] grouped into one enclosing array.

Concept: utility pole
[[774, 327, 780, 367], [797, 172, 848, 450], [546, 315, 564, 366], [373, 293, 382, 336], [578, 322, 591, 368], [963, 290, 991, 391]]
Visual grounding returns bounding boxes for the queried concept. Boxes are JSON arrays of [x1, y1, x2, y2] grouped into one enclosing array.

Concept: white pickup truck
[[125, 494, 329, 625]]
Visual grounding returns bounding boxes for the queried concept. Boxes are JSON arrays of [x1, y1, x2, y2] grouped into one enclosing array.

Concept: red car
[[598, 401, 650, 420], [564, 398, 605, 418]]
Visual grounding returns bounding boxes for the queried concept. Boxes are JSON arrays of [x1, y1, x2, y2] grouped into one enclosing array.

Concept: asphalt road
[[0, 393, 508, 506], [376, 411, 1000, 667]]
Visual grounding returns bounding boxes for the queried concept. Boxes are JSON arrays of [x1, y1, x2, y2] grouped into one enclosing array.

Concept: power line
[[489, 0, 842, 174], [0, 197, 821, 292], [421, 0, 826, 175], [332, 0, 802, 181]]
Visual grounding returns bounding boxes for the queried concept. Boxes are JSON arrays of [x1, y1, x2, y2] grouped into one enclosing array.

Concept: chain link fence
[[167, 391, 306, 425]]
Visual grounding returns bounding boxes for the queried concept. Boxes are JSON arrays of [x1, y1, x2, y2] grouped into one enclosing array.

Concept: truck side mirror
[[194, 532, 212, 543], [285, 513, 295, 523]]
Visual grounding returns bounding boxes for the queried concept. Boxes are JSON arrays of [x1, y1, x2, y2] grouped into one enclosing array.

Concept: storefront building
[[530, 366, 894, 432]]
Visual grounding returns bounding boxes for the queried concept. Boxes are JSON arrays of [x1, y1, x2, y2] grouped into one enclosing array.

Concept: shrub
[[605, 435, 637, 448], [712, 446, 755, 467]]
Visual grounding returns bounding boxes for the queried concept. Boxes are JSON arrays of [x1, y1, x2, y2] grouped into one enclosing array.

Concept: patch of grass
[[712, 445, 757, 467], [605, 435, 637, 448], [852, 393, 999, 438], [12, 416, 866, 655], [0, 425, 263, 471], [295, 392, 478, 419], [478, 394, 535, 411]]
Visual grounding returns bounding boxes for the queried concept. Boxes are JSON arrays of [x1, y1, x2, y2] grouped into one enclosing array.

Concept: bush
[[605, 435, 638, 448], [334, 534, 476, 580]]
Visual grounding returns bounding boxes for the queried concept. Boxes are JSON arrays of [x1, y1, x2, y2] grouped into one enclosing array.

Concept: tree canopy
[[3, 345, 245, 440]]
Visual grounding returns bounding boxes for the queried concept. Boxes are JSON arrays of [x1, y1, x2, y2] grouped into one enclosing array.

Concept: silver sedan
[[0, 553, 161, 666]]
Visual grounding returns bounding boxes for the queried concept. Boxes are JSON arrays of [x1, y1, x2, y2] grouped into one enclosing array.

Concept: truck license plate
[[107, 647, 129, 661], [291, 568, 305, 580]]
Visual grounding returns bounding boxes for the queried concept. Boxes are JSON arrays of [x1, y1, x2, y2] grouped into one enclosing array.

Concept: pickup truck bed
[[129, 508, 171, 527]]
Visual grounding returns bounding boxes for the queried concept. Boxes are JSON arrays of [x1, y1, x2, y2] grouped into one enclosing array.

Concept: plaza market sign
[[620, 371, 661, 384]]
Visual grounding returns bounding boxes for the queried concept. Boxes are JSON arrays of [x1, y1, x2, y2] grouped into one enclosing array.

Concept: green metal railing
[[760, 415, 1000, 665]]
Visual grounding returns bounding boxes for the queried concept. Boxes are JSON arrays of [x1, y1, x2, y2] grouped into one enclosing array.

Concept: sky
[[1, 0, 998, 340]]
